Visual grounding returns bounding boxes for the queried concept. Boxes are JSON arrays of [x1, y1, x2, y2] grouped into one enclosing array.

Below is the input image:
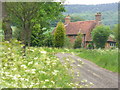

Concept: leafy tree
[[54, 22, 66, 48], [113, 24, 120, 46], [5, 2, 65, 47], [73, 33, 82, 49], [92, 25, 111, 48], [2, 3, 12, 41]]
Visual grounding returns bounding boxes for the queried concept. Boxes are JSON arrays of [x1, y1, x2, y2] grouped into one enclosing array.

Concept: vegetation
[[4, 2, 65, 46], [92, 25, 111, 48], [64, 36, 73, 48], [74, 49, 119, 73], [0, 2, 119, 88], [74, 33, 82, 49], [112, 24, 119, 47], [54, 22, 66, 48], [64, 3, 118, 27], [0, 40, 77, 88]]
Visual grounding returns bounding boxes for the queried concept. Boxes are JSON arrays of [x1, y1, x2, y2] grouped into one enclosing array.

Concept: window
[[110, 43, 115, 47]]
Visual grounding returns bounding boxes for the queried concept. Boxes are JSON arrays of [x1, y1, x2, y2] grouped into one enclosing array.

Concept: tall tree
[[2, 2, 12, 41], [92, 25, 111, 48], [5, 2, 65, 46], [54, 22, 66, 48], [112, 24, 120, 48]]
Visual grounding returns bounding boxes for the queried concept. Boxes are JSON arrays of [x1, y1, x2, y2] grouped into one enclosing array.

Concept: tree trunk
[[2, 2, 12, 41], [3, 20, 12, 41]]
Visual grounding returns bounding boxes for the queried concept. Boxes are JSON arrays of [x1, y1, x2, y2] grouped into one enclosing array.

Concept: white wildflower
[[39, 71, 46, 74], [21, 65, 27, 69], [51, 81, 55, 84], [8, 48, 11, 50], [40, 51, 47, 54], [28, 61, 33, 65], [31, 69, 36, 73], [45, 79, 49, 82], [34, 57, 38, 60], [13, 76, 18, 80], [42, 86, 46, 88]]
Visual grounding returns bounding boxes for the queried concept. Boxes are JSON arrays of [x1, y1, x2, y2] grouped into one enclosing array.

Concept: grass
[[1, 40, 119, 88], [73, 48, 119, 73], [0, 40, 79, 88]]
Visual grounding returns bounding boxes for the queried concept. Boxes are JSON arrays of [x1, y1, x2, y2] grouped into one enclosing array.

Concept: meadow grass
[[0, 40, 79, 88], [73, 49, 119, 73]]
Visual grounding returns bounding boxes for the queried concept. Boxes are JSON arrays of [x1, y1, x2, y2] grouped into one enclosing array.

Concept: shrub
[[64, 36, 73, 48], [87, 43, 94, 49], [74, 33, 82, 49], [92, 25, 111, 48], [54, 22, 66, 48], [43, 33, 54, 47]]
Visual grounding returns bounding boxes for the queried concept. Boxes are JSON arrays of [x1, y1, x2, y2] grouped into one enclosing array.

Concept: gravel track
[[55, 53, 119, 88]]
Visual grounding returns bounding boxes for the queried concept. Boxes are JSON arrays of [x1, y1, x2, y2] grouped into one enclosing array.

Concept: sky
[[64, 0, 119, 5]]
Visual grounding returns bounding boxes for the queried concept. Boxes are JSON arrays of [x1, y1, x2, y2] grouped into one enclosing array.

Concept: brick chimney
[[65, 15, 71, 24], [95, 12, 102, 25]]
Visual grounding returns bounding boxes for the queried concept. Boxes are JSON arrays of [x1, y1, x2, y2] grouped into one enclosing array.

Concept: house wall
[[67, 35, 76, 43]]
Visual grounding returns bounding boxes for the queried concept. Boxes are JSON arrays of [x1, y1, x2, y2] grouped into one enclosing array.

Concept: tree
[[113, 24, 120, 48], [2, 2, 12, 41], [92, 25, 111, 48], [54, 22, 66, 48], [5, 2, 65, 47], [73, 33, 82, 49]]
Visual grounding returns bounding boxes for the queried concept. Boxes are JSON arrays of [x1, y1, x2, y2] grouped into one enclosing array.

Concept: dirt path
[[55, 53, 119, 88]]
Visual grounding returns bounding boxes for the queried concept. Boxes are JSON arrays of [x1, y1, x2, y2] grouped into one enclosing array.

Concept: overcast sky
[[64, 0, 119, 5]]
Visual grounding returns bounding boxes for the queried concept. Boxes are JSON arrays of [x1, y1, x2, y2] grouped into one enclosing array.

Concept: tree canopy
[[92, 25, 111, 48], [4, 2, 65, 46]]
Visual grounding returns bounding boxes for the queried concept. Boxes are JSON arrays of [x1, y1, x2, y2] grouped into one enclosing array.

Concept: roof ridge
[[69, 20, 96, 23]]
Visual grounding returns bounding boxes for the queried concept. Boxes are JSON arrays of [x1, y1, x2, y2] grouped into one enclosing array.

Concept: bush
[[64, 36, 73, 48], [92, 25, 111, 48], [43, 33, 54, 47], [73, 33, 82, 49], [54, 22, 66, 48], [87, 43, 94, 49]]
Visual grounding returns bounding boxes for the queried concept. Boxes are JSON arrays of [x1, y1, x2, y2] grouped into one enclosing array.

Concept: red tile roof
[[65, 20, 97, 41]]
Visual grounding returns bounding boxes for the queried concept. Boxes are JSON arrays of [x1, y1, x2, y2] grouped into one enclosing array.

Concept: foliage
[[87, 42, 94, 49], [73, 33, 82, 49], [92, 25, 111, 48], [5, 2, 65, 46], [43, 33, 54, 47], [0, 40, 81, 88], [64, 36, 73, 48], [112, 24, 119, 48], [64, 3, 118, 27], [12, 26, 21, 40], [75, 48, 118, 73], [54, 22, 66, 48]]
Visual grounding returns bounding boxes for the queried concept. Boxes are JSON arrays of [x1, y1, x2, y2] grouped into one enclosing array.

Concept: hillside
[[64, 3, 118, 28]]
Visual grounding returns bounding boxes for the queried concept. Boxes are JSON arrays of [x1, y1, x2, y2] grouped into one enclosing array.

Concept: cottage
[[54, 13, 116, 48]]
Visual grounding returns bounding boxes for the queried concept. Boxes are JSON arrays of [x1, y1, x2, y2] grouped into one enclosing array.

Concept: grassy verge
[[73, 49, 119, 73]]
